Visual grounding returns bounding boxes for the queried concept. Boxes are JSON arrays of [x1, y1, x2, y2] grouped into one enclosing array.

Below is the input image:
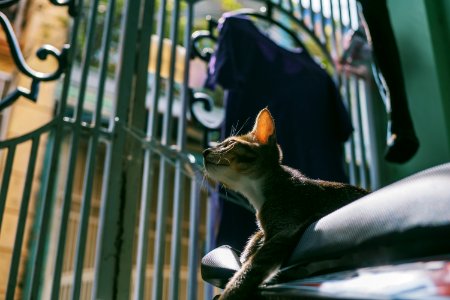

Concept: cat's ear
[[252, 108, 276, 144]]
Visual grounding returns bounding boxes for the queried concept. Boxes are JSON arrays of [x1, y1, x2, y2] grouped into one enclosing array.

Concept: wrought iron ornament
[[0, 11, 70, 111]]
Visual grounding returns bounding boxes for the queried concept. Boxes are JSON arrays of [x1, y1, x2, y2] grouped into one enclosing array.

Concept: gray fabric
[[287, 163, 450, 265]]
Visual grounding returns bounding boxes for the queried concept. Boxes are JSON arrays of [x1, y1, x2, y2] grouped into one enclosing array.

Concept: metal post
[[127, 0, 156, 298], [91, 0, 142, 297]]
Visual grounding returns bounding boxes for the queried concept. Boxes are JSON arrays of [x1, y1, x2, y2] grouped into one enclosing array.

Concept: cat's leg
[[240, 229, 264, 264], [219, 227, 302, 300]]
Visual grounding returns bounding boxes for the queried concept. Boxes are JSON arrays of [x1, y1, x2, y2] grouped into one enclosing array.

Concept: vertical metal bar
[[149, 0, 170, 299], [297, 0, 304, 19], [338, 0, 366, 187], [47, 0, 99, 296], [335, 0, 344, 56], [311, 0, 323, 41], [117, 0, 157, 292], [5, 137, 39, 300], [134, 150, 154, 298], [317, 0, 327, 44], [343, 77, 357, 185], [152, 167, 172, 300], [328, 0, 338, 60], [134, 146, 154, 300], [349, 0, 359, 31], [362, 82, 380, 190], [26, 0, 82, 296], [70, 138, 96, 300], [338, 0, 346, 31], [0, 145, 15, 230], [304, 0, 313, 30], [91, 0, 141, 297], [162, 1, 180, 145], [333, 0, 358, 184], [203, 195, 215, 300], [320, 0, 331, 52], [286, 0, 294, 14], [27, 107, 64, 299], [46, 0, 85, 297], [148, 0, 167, 139], [168, 2, 193, 299], [70, 0, 116, 298], [133, 0, 162, 298], [187, 176, 201, 300], [343, 0, 352, 31], [134, 20, 170, 300], [128, 0, 156, 298], [349, 78, 361, 186], [355, 79, 368, 188]]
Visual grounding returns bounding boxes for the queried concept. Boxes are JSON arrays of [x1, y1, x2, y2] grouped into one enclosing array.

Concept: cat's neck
[[235, 176, 267, 212], [235, 165, 297, 212]]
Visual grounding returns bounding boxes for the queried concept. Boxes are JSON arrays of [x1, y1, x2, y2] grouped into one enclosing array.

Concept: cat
[[203, 108, 369, 300]]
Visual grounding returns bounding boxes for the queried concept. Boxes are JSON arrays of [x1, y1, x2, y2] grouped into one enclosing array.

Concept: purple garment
[[206, 15, 353, 182], [205, 15, 353, 251]]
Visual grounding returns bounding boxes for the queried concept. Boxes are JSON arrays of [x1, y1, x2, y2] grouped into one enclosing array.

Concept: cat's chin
[[204, 166, 236, 188], [204, 158, 231, 167]]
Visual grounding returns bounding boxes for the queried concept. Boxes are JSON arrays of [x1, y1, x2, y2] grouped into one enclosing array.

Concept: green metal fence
[[0, 0, 380, 299]]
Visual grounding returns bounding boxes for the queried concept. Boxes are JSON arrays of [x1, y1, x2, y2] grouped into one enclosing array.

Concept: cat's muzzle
[[203, 149, 230, 166]]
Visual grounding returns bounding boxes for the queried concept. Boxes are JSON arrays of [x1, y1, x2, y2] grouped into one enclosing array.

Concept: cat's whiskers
[[230, 123, 237, 137], [231, 121, 239, 136], [234, 117, 250, 136], [200, 171, 209, 191]]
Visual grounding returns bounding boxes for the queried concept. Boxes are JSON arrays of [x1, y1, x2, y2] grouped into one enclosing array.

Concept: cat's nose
[[203, 149, 211, 158]]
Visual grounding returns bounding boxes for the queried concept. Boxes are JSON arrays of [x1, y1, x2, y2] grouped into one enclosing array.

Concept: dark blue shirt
[[206, 15, 353, 182]]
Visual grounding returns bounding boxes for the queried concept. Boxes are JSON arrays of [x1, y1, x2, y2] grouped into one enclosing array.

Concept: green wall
[[374, 0, 450, 186]]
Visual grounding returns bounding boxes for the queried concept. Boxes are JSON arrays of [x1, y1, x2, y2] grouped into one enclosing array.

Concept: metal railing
[[0, 0, 381, 299]]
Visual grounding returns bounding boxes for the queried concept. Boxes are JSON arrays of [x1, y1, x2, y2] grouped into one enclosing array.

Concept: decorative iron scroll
[[191, 16, 217, 63], [189, 16, 223, 143], [0, 10, 70, 111], [189, 91, 222, 129]]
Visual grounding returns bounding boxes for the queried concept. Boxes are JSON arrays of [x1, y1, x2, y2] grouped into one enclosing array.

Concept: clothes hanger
[[192, 3, 332, 65], [224, 5, 308, 51]]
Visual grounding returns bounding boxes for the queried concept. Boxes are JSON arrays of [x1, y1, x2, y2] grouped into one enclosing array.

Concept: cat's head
[[203, 108, 282, 190]]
